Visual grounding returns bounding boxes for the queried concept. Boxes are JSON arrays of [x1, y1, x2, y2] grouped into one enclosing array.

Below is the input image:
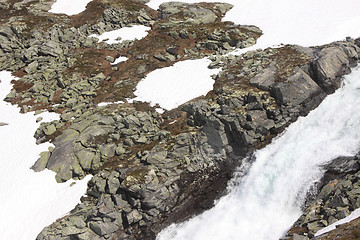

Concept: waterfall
[[157, 66, 360, 240]]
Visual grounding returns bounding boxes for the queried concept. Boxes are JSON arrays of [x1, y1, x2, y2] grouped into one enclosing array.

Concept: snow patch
[[112, 56, 128, 65], [133, 58, 220, 110], [90, 26, 150, 45], [315, 208, 360, 237], [0, 71, 91, 240], [147, 0, 360, 48], [49, 0, 93, 15], [97, 101, 125, 107]]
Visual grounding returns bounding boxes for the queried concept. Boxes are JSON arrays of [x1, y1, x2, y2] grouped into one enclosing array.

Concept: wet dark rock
[[323, 156, 360, 174]]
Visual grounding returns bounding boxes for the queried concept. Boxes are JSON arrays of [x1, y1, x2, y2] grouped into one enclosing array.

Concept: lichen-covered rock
[[271, 67, 323, 106], [311, 42, 359, 93], [286, 153, 360, 238]]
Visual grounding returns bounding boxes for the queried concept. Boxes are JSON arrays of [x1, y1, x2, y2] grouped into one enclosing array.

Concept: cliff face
[[1, 1, 360, 240]]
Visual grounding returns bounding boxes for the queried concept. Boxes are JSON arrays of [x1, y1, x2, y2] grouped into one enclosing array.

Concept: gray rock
[[159, 2, 218, 24], [99, 144, 116, 159], [292, 234, 309, 240], [78, 125, 111, 148], [126, 209, 143, 224], [312, 45, 352, 93], [271, 67, 323, 106], [105, 56, 115, 63], [324, 156, 360, 174], [89, 221, 118, 236], [44, 124, 57, 136], [146, 150, 167, 165], [32, 151, 51, 172], [75, 149, 95, 171], [203, 117, 228, 154], [107, 172, 120, 194], [250, 62, 276, 90], [76, 229, 103, 240], [45, 129, 79, 182], [153, 53, 167, 61]]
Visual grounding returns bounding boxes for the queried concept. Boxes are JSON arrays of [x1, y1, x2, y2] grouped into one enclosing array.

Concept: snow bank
[[97, 100, 124, 107], [315, 208, 360, 236], [133, 59, 220, 110], [0, 71, 91, 240], [90, 26, 151, 45], [112, 56, 128, 65], [148, 0, 360, 48], [49, 0, 93, 15]]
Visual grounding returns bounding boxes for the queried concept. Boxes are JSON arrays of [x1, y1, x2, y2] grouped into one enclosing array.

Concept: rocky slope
[[1, 0, 360, 239], [284, 152, 360, 240]]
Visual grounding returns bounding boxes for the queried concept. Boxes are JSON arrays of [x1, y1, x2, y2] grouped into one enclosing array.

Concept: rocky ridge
[[283, 152, 360, 240], [1, 0, 360, 240]]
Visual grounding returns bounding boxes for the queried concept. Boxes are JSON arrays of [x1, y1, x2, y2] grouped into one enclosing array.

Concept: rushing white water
[[157, 66, 360, 240]]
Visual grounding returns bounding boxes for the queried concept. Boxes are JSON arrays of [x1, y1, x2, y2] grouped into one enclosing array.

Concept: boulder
[[203, 117, 228, 154], [74, 149, 95, 171], [271, 67, 323, 106], [311, 44, 355, 93], [323, 156, 360, 174], [31, 151, 51, 172], [250, 62, 276, 91], [46, 129, 80, 182], [158, 2, 225, 25]]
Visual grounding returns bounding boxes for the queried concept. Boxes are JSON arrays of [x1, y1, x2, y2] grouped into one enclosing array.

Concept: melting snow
[[148, 0, 360, 48], [49, 0, 93, 15], [0, 71, 91, 240], [112, 56, 129, 65], [90, 26, 151, 45], [97, 100, 125, 107], [315, 208, 360, 236], [133, 59, 220, 110]]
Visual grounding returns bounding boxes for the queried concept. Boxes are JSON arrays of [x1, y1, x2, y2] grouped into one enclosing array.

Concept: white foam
[[0, 71, 91, 240]]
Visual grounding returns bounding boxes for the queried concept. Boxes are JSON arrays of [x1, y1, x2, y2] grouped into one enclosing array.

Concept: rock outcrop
[[284, 152, 360, 240], [1, 0, 360, 240]]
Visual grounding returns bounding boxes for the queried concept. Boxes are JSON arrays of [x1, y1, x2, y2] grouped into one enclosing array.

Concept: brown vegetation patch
[[10, 79, 33, 92], [69, 0, 107, 27], [0, 1, 70, 37], [70, 0, 157, 28], [161, 110, 191, 135], [63, 47, 117, 79], [213, 63, 260, 96], [13, 68, 27, 78], [99, 140, 160, 171], [94, 30, 194, 102], [271, 45, 312, 82], [46, 121, 71, 143]]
